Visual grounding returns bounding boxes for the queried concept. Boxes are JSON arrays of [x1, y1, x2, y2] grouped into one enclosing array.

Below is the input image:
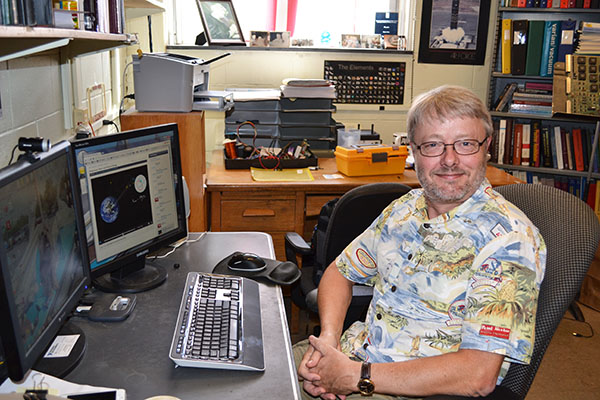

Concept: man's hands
[[298, 334, 361, 400]]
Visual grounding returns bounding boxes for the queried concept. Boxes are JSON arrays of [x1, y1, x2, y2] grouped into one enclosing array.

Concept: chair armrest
[[284, 232, 312, 256]]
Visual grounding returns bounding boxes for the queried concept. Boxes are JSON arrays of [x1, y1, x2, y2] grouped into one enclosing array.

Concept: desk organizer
[[334, 144, 408, 176], [223, 149, 318, 170]]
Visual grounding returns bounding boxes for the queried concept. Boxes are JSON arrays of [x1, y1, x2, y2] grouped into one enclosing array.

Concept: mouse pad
[[212, 252, 301, 286]]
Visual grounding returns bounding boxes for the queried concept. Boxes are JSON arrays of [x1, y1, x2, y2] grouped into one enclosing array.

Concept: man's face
[[411, 116, 490, 214]]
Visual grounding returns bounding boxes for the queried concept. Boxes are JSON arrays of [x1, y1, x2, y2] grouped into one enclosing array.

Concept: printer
[[132, 52, 233, 112]]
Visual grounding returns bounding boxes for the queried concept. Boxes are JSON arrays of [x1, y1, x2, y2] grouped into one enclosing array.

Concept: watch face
[[358, 378, 375, 396]]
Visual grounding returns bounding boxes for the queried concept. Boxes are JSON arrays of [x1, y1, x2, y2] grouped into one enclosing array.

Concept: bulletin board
[[324, 60, 405, 105]]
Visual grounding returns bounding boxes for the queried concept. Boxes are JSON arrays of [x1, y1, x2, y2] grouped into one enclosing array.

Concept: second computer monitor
[[71, 123, 188, 293]]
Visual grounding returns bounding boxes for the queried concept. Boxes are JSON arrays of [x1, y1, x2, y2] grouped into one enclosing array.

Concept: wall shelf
[[0, 26, 137, 61], [124, 0, 165, 19]]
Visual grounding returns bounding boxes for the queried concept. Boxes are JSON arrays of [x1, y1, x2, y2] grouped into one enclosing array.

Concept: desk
[[206, 151, 523, 259], [65, 232, 301, 400]]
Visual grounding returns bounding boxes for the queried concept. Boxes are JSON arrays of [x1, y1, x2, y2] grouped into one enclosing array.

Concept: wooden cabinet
[[120, 110, 207, 231]]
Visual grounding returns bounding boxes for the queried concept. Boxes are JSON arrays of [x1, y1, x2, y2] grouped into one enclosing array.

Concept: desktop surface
[[65, 232, 301, 400]]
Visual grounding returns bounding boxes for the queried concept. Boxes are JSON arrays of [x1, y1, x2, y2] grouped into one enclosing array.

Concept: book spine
[[498, 119, 507, 165], [584, 0, 592, 7], [532, 121, 541, 167], [573, 128, 585, 171], [540, 21, 560, 77], [513, 123, 523, 165], [504, 119, 514, 164], [564, 129, 573, 169], [511, 20, 529, 75], [557, 19, 577, 63], [525, 20, 545, 76], [495, 82, 518, 111], [554, 126, 564, 169], [501, 19, 513, 74], [521, 123, 531, 165]]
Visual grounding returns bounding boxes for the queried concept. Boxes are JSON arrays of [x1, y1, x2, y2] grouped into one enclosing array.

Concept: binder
[[540, 20, 561, 77], [557, 19, 577, 63], [525, 20, 545, 76], [511, 20, 529, 75], [501, 19, 513, 74]]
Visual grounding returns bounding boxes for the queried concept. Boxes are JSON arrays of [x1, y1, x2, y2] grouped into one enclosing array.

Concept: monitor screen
[[0, 141, 90, 382], [71, 123, 187, 293]]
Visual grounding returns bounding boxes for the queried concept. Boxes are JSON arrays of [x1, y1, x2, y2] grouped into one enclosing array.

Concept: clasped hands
[[298, 334, 361, 400]]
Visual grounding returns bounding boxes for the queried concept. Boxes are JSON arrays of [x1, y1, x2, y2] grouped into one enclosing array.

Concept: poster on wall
[[418, 0, 490, 65]]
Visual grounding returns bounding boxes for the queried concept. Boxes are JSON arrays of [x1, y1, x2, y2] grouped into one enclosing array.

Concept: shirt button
[[376, 313, 382, 320], [423, 223, 431, 228], [363, 343, 368, 349], [407, 254, 413, 260], [391, 285, 397, 292]]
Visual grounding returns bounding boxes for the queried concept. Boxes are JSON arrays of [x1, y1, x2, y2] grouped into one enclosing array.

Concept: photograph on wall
[[418, 0, 490, 65], [361, 34, 381, 49], [250, 31, 269, 47], [341, 34, 361, 48], [269, 31, 290, 48], [196, 0, 245, 45]]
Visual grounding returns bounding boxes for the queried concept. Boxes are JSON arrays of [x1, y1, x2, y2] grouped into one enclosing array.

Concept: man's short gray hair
[[406, 85, 493, 142]]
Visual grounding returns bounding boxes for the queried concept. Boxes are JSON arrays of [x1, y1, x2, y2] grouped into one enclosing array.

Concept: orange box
[[334, 144, 408, 176]]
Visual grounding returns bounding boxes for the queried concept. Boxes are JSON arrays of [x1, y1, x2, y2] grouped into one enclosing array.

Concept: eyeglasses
[[413, 138, 488, 157]]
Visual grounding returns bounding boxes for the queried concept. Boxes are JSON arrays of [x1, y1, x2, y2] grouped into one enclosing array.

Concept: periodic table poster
[[324, 60, 405, 105]]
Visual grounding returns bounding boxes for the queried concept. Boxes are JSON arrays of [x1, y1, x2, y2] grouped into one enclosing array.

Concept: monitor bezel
[[70, 123, 188, 288], [0, 141, 91, 382]]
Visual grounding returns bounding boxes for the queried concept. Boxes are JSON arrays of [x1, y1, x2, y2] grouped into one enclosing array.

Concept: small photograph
[[269, 31, 290, 47], [383, 34, 399, 49], [341, 34, 361, 48], [291, 38, 314, 47], [250, 31, 269, 47], [361, 34, 381, 49]]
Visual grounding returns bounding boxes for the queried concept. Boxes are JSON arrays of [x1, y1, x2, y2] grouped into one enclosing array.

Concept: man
[[294, 85, 546, 400]]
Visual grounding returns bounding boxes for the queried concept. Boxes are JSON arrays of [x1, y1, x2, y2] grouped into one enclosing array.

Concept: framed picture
[[196, 0, 245, 45], [418, 0, 490, 65]]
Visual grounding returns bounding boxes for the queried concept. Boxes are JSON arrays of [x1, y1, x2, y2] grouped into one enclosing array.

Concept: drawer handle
[[243, 208, 276, 217]]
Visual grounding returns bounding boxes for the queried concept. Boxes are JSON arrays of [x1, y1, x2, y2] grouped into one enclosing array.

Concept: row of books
[[505, 171, 600, 220], [0, 0, 124, 34], [502, 0, 600, 7], [493, 81, 553, 116], [500, 18, 578, 77], [490, 119, 599, 172]]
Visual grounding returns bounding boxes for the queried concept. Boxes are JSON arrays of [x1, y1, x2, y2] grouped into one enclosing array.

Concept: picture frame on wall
[[418, 0, 490, 65], [196, 0, 245, 46]]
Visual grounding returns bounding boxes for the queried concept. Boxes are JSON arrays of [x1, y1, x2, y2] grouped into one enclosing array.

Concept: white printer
[[132, 52, 233, 112]]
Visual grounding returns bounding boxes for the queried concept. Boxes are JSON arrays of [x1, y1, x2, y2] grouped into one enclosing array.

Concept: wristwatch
[[357, 362, 375, 396]]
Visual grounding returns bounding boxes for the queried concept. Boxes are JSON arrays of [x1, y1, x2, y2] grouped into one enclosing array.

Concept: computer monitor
[[71, 123, 188, 293], [0, 141, 90, 382]]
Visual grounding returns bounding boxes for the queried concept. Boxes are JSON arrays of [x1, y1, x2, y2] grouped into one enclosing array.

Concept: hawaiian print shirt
[[336, 179, 546, 384]]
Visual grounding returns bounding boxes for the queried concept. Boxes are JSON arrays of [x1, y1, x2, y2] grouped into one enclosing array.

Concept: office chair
[[428, 183, 600, 400], [284, 182, 413, 330]]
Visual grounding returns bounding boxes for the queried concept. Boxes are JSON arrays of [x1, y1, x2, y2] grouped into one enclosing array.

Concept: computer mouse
[[227, 252, 267, 272]]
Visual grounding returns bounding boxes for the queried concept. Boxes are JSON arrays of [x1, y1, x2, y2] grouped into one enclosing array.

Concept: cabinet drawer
[[221, 199, 295, 231]]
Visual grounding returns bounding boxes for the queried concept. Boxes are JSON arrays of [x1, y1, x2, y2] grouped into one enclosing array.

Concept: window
[[172, 0, 414, 49]]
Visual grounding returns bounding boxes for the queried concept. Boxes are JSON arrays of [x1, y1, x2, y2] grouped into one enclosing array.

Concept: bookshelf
[[488, 2, 600, 201]]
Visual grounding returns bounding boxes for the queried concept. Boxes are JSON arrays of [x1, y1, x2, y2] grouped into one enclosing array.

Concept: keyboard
[[169, 272, 265, 371]]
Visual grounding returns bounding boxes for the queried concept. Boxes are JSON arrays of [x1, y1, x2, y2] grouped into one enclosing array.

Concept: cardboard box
[[334, 145, 408, 176]]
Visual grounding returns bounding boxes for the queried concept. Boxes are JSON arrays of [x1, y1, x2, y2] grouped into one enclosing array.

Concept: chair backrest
[[494, 183, 600, 399], [315, 182, 413, 284]]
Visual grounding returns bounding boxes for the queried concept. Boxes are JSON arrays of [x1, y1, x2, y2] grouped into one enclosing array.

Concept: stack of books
[[576, 21, 600, 54], [494, 81, 553, 116], [280, 79, 336, 99], [502, 0, 600, 7]]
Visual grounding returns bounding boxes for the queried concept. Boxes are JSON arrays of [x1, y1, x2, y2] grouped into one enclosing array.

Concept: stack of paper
[[280, 78, 336, 98], [576, 22, 600, 54]]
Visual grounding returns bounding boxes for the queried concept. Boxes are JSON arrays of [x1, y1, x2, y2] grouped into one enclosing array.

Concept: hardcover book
[[498, 119, 507, 165], [513, 123, 523, 165], [521, 123, 531, 166], [557, 19, 577, 63]]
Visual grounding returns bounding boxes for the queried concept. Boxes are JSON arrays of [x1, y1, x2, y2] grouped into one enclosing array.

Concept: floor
[[287, 302, 600, 399]]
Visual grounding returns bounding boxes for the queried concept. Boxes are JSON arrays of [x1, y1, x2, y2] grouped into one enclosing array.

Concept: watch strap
[[361, 362, 371, 379]]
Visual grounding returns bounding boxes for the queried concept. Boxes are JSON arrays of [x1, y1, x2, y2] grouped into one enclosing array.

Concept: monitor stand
[[93, 258, 167, 293], [34, 322, 86, 379]]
